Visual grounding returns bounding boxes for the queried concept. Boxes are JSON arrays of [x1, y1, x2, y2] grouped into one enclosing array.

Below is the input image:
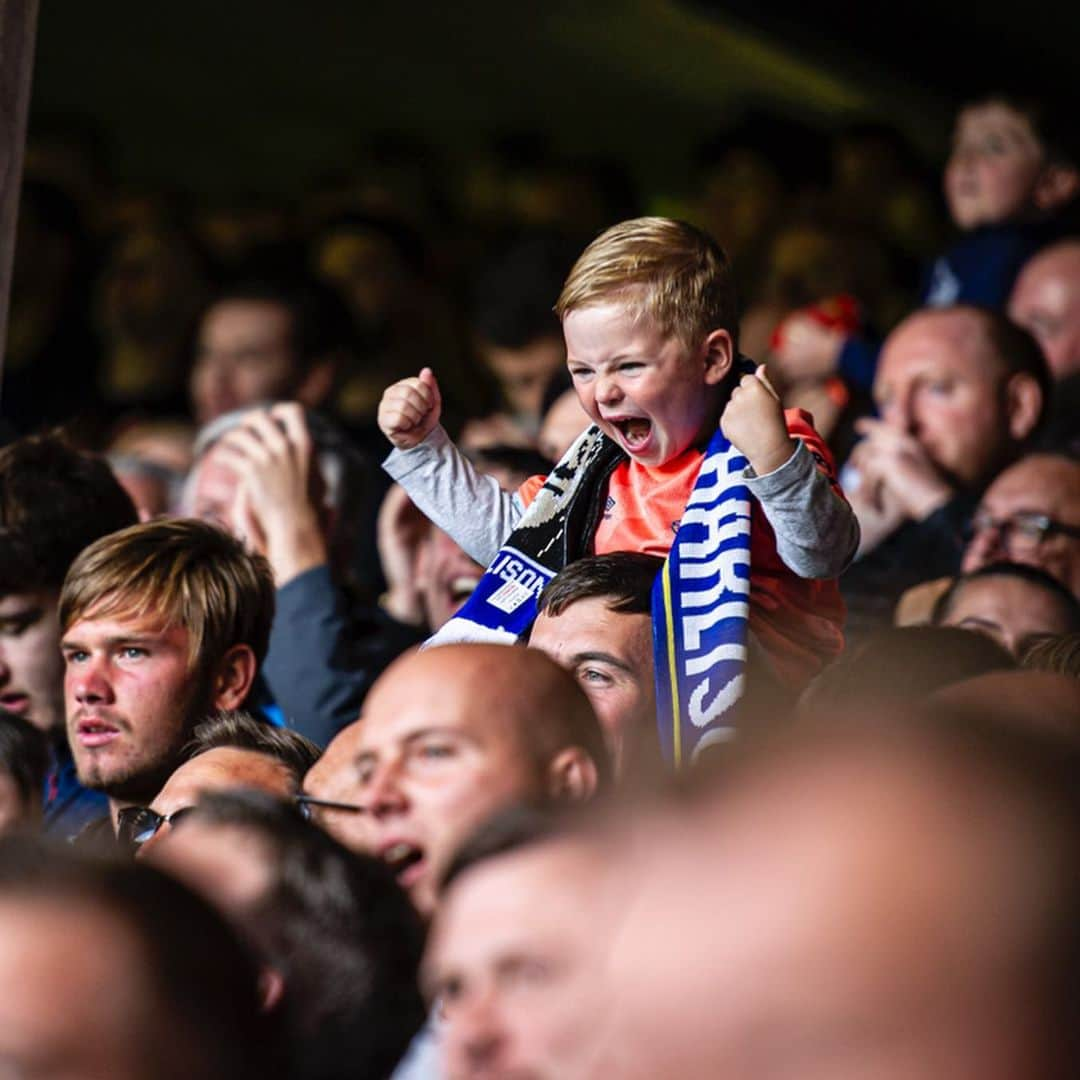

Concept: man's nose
[[364, 760, 408, 817], [70, 656, 113, 704], [454, 988, 507, 1073]]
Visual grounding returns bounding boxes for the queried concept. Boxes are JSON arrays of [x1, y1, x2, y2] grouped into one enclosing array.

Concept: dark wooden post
[[0, 0, 39, 399]]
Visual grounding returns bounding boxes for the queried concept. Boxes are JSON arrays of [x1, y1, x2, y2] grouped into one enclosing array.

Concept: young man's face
[[0, 589, 65, 733], [944, 103, 1044, 229], [564, 301, 729, 468], [190, 300, 298, 426], [529, 597, 656, 780], [62, 610, 209, 805]]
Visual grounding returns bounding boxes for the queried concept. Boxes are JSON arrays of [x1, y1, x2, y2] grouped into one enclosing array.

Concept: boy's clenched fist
[[378, 367, 442, 450], [720, 365, 795, 477]]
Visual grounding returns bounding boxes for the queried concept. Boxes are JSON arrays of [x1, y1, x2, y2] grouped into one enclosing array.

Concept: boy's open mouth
[[612, 417, 652, 450]]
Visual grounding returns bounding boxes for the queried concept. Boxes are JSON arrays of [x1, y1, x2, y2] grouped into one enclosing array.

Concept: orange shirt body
[[518, 411, 845, 686]]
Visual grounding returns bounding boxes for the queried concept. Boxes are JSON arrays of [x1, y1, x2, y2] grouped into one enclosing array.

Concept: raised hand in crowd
[[847, 414, 955, 539], [378, 366, 442, 450], [212, 403, 329, 586]]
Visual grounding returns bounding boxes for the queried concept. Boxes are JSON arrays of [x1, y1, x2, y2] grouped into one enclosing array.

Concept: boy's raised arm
[[379, 370, 523, 567]]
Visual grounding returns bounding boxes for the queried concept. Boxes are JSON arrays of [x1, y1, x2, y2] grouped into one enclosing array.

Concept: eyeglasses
[[116, 805, 196, 853], [965, 511, 1080, 554], [292, 794, 367, 821]]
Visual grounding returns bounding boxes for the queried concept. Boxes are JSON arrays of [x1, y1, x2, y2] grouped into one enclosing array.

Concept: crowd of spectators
[[0, 90, 1078, 1078]]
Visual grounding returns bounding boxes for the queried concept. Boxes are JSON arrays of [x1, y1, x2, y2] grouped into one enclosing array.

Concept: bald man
[[841, 306, 1048, 638], [595, 717, 1080, 1079], [302, 644, 609, 917], [1008, 239, 1080, 382]]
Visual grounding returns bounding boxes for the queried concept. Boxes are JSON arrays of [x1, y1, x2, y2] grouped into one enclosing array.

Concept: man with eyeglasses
[[117, 710, 320, 854], [962, 453, 1080, 597]]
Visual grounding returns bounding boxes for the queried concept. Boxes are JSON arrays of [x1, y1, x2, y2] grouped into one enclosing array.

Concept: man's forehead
[[881, 314, 988, 378], [535, 599, 650, 651], [985, 458, 1080, 516], [65, 604, 184, 641], [0, 589, 55, 615]]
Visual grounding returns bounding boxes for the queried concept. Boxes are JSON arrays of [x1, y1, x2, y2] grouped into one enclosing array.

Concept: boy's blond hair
[[59, 518, 275, 677], [555, 217, 738, 349]]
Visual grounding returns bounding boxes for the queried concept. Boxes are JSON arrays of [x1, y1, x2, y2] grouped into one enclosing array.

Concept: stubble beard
[[74, 676, 216, 804]]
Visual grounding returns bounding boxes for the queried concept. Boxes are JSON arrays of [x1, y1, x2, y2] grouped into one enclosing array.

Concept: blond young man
[[379, 219, 857, 717], [59, 519, 275, 837]]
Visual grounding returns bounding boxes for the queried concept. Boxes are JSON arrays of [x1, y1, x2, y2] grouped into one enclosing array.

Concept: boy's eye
[[568, 367, 593, 381], [121, 647, 148, 660]]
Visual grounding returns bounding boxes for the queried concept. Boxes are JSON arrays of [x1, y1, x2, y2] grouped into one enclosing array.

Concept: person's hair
[[59, 518, 275, 671], [798, 626, 1016, 715], [555, 217, 739, 350], [202, 272, 356, 375], [1022, 632, 1080, 678], [536, 553, 664, 620], [179, 790, 427, 1080], [187, 710, 321, 788], [440, 803, 569, 893], [0, 710, 48, 814], [962, 92, 1079, 170], [0, 432, 137, 595], [0, 834, 280, 1080], [934, 562, 1080, 630]]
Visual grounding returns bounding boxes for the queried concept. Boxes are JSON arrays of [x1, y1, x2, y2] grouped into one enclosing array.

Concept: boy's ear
[[702, 329, 735, 386], [1033, 164, 1080, 213], [1004, 372, 1044, 443]]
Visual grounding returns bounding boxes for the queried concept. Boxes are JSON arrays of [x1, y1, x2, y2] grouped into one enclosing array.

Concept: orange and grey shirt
[[385, 413, 858, 687]]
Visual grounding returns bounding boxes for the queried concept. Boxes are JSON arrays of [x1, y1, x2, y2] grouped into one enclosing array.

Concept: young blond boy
[[380, 218, 858, 689]]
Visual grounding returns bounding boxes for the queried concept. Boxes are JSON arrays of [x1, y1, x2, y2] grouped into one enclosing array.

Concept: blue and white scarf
[[652, 427, 751, 767], [427, 414, 753, 769]]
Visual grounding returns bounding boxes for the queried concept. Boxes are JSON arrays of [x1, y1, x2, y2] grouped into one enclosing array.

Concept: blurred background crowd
[[0, 2, 1078, 1078]]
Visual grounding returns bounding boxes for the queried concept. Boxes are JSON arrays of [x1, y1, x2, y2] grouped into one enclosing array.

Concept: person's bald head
[[302, 644, 609, 916], [1008, 240, 1080, 381], [597, 717, 1080, 1079]]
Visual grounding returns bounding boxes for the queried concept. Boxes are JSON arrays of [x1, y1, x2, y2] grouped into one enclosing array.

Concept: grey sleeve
[[382, 426, 524, 567], [744, 439, 860, 579]]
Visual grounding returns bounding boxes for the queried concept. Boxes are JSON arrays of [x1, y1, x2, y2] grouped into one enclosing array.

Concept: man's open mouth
[[381, 841, 426, 885], [448, 576, 481, 605]]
